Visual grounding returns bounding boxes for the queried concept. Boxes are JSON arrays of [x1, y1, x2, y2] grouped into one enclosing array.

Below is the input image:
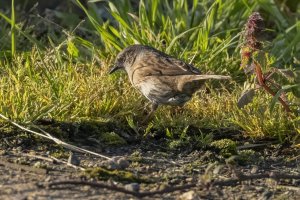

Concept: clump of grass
[[210, 139, 237, 157], [237, 149, 258, 165], [99, 132, 127, 146], [0, 44, 298, 141]]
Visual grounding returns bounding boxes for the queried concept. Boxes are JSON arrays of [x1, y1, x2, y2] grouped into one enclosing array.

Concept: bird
[[109, 44, 230, 122]]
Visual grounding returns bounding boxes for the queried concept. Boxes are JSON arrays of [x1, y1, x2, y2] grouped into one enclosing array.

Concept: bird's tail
[[190, 75, 231, 80], [176, 74, 231, 94]]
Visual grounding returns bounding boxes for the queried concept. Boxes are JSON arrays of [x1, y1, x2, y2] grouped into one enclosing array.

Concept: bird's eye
[[117, 56, 126, 64]]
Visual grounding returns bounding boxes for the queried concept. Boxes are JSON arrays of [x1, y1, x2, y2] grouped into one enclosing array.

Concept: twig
[[0, 159, 47, 174], [276, 185, 300, 191], [50, 156, 85, 171], [136, 156, 182, 166], [46, 171, 300, 198], [21, 153, 54, 162], [0, 113, 111, 160], [212, 171, 300, 187], [236, 143, 269, 150], [20, 153, 85, 171], [47, 180, 196, 198], [33, 125, 111, 160]]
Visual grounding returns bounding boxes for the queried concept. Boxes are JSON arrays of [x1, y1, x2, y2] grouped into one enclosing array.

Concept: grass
[[0, 48, 298, 140], [0, 0, 299, 143], [10, 0, 15, 56]]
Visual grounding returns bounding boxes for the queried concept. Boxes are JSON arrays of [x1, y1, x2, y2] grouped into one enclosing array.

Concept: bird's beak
[[109, 65, 120, 74]]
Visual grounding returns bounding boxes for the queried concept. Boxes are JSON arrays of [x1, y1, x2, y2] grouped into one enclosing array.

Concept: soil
[[0, 122, 300, 200]]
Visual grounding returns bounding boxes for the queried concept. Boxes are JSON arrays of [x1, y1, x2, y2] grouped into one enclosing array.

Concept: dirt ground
[[0, 124, 300, 200]]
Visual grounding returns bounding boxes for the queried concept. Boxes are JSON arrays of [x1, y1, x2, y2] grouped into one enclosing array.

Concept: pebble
[[83, 185, 90, 191], [0, 150, 7, 155], [45, 176, 51, 182], [117, 157, 130, 169], [33, 161, 42, 168], [185, 177, 194, 182], [16, 157, 27, 164], [178, 191, 200, 200], [106, 159, 118, 170], [260, 190, 273, 200], [250, 165, 259, 174], [68, 151, 80, 166], [106, 156, 130, 170], [158, 183, 169, 190], [87, 162, 94, 168], [125, 183, 140, 193], [16, 146, 23, 152]]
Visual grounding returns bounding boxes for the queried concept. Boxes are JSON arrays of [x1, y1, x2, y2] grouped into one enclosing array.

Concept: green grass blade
[[11, 0, 16, 56], [166, 26, 202, 53], [0, 12, 43, 49]]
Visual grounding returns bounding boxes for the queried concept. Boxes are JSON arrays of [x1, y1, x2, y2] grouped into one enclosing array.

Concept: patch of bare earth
[[0, 130, 300, 200]]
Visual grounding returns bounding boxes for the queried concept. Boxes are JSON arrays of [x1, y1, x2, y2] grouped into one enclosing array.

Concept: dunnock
[[109, 45, 230, 121]]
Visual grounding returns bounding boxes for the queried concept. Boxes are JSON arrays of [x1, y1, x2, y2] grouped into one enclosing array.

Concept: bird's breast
[[135, 78, 165, 103]]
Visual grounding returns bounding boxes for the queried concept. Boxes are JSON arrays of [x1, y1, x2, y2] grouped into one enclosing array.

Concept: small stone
[[33, 161, 42, 168], [260, 190, 273, 200], [68, 151, 80, 166], [106, 156, 130, 170], [185, 177, 194, 182], [169, 178, 180, 185], [16, 157, 27, 164], [213, 165, 224, 175], [16, 146, 22, 152], [117, 157, 130, 169], [256, 186, 265, 192], [250, 165, 259, 174], [83, 185, 90, 191], [111, 156, 121, 162], [87, 162, 94, 168], [125, 183, 140, 193], [45, 176, 51, 182], [0, 150, 7, 155], [178, 191, 200, 200], [106, 159, 118, 170], [241, 185, 253, 191], [158, 183, 169, 190]]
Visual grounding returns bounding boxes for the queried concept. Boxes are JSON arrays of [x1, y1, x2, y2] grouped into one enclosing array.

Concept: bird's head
[[109, 45, 141, 74]]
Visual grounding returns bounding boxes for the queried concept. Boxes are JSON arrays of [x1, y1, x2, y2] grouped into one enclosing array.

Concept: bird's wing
[[138, 49, 200, 76], [158, 55, 201, 75], [132, 49, 200, 77]]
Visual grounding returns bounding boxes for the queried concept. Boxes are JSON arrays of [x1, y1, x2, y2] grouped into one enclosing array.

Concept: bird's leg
[[141, 103, 158, 124]]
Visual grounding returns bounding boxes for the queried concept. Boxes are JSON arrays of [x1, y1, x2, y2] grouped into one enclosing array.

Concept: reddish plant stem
[[253, 61, 291, 112]]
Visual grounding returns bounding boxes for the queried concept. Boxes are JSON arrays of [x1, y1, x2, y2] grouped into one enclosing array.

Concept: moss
[[129, 151, 143, 162], [76, 120, 114, 137], [84, 167, 148, 183], [50, 151, 68, 159], [42, 126, 69, 139], [210, 139, 237, 157], [99, 132, 127, 146], [237, 149, 257, 165], [50, 146, 68, 159], [0, 124, 15, 134], [168, 140, 184, 150]]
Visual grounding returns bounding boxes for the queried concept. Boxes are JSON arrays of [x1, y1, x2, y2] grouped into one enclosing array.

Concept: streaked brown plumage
[[109, 45, 230, 121]]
